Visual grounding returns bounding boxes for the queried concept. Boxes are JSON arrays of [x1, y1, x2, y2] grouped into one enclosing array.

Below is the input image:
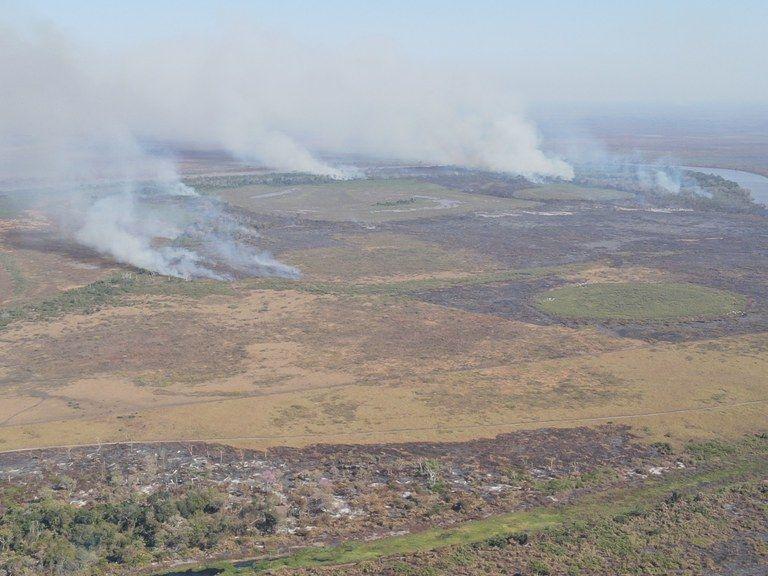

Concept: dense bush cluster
[[572, 165, 759, 212], [680, 171, 755, 211], [0, 488, 277, 576], [183, 172, 337, 191]]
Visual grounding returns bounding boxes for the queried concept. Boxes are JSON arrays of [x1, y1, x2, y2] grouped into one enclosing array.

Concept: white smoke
[[653, 170, 681, 194], [0, 20, 572, 278], [74, 184, 299, 280], [120, 28, 572, 179], [0, 23, 301, 279], [76, 190, 198, 278]]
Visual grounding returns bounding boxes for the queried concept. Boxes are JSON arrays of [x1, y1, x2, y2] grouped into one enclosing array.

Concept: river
[[679, 166, 768, 207]]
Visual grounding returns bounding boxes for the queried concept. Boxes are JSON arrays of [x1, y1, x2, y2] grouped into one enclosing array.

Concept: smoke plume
[[0, 21, 571, 279]]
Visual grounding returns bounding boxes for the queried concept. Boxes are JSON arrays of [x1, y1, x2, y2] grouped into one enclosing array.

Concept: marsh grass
[[535, 282, 746, 321]]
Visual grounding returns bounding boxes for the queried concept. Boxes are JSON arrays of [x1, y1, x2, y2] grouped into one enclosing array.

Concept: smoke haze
[[0, 20, 571, 278]]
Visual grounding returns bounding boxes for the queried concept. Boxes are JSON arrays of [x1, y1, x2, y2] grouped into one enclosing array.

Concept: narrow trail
[[0, 379, 359, 428], [0, 397, 47, 426], [0, 397, 765, 455], [0, 345, 642, 428]]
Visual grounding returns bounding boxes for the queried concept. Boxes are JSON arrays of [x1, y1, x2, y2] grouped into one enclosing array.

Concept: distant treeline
[[573, 165, 759, 213], [182, 172, 339, 190]]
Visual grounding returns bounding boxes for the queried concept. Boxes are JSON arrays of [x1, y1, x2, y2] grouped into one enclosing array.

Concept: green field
[[218, 179, 636, 222], [218, 178, 536, 222], [535, 282, 746, 321], [514, 183, 635, 201], [0, 252, 27, 297], [0, 272, 234, 330]]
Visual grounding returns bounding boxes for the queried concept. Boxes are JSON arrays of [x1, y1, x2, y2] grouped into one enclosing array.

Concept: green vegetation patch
[[0, 273, 233, 330], [0, 487, 276, 576], [514, 184, 634, 202], [0, 252, 28, 296], [219, 178, 535, 223], [535, 282, 746, 321], [251, 510, 563, 572], [244, 265, 573, 297]]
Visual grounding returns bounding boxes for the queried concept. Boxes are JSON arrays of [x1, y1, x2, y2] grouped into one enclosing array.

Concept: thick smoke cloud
[[0, 23, 299, 279], [120, 29, 572, 179], [0, 21, 571, 278]]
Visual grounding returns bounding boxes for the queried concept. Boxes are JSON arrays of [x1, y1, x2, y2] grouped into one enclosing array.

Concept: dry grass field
[[1, 168, 767, 576], [0, 267, 765, 451], [0, 173, 766, 455]]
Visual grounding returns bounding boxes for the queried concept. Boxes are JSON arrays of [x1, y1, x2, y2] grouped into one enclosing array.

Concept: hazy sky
[[2, 0, 764, 277], [5, 0, 767, 105]]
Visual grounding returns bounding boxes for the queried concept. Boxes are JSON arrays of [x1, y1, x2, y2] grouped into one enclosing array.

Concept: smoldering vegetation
[[0, 23, 306, 280], [572, 162, 757, 210], [73, 184, 300, 280], [0, 426, 657, 574], [0, 20, 576, 279], [0, 20, 758, 280], [5, 177, 299, 280]]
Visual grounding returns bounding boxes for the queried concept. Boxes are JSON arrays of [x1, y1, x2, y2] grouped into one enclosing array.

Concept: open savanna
[[0, 262, 766, 451], [2, 172, 767, 453], [279, 232, 502, 283], [217, 178, 538, 222], [0, 217, 116, 308], [512, 183, 635, 202]]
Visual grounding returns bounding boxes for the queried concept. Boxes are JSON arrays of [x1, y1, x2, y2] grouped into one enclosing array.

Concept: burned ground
[[385, 211, 610, 269], [412, 276, 565, 325], [0, 161, 766, 575], [385, 206, 768, 342], [228, 209, 358, 255], [415, 170, 534, 198], [385, 207, 768, 276], [0, 425, 650, 500], [2, 228, 111, 267], [1, 428, 764, 576], [286, 482, 768, 576], [0, 425, 666, 571]]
